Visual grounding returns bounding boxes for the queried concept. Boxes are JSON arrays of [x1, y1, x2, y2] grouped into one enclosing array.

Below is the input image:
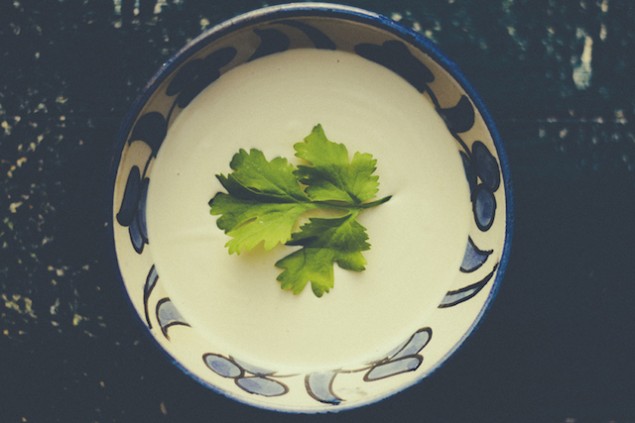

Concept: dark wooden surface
[[1, 1, 635, 422]]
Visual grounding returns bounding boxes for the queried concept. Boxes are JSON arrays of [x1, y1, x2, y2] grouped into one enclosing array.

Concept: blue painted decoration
[[155, 298, 191, 339], [438, 264, 499, 308], [202, 353, 289, 397], [355, 40, 434, 92], [203, 353, 243, 378], [143, 265, 159, 328], [128, 217, 145, 253], [236, 376, 289, 397], [305, 371, 342, 405], [136, 177, 149, 241], [249, 28, 290, 61], [167, 47, 237, 109], [116, 165, 150, 254], [473, 185, 496, 231], [129, 112, 167, 154], [460, 140, 501, 232], [461, 151, 478, 197], [232, 358, 274, 376], [362, 327, 431, 382], [279, 20, 336, 49], [364, 356, 422, 381], [472, 141, 501, 192], [437, 95, 475, 134], [390, 327, 432, 360], [460, 237, 492, 273], [116, 165, 141, 226], [300, 328, 433, 404]]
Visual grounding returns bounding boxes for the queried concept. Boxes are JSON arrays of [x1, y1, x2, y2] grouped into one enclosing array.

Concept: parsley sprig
[[209, 125, 391, 297]]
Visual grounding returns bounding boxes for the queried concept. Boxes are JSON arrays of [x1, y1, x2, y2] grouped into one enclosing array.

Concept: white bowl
[[111, 3, 513, 413]]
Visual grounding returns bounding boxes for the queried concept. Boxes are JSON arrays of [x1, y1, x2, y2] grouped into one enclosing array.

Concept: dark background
[[1, 1, 634, 422]]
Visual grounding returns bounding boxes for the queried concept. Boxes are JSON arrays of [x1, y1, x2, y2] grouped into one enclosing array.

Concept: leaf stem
[[311, 195, 392, 211], [359, 195, 392, 209]]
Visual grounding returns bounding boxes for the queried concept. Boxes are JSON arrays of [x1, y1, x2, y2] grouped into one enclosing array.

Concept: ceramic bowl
[[111, 3, 513, 413]]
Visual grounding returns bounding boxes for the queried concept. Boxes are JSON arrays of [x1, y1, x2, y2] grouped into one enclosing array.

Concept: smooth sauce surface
[[147, 49, 470, 372]]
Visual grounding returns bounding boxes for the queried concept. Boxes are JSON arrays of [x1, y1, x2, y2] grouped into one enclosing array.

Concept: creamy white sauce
[[146, 49, 470, 372]]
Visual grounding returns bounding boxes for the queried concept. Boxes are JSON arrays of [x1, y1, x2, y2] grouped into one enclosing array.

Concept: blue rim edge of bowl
[[108, 2, 514, 414]]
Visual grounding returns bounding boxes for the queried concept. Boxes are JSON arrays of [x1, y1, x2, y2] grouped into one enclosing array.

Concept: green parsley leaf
[[294, 124, 379, 204], [275, 214, 369, 297], [220, 148, 309, 202], [210, 193, 315, 254], [210, 148, 315, 254], [209, 125, 390, 296]]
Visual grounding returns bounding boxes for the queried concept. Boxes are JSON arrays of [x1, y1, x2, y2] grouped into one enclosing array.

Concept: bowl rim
[[109, 1, 514, 413]]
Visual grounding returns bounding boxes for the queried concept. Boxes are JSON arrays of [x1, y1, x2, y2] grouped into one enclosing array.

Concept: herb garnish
[[209, 125, 391, 297]]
